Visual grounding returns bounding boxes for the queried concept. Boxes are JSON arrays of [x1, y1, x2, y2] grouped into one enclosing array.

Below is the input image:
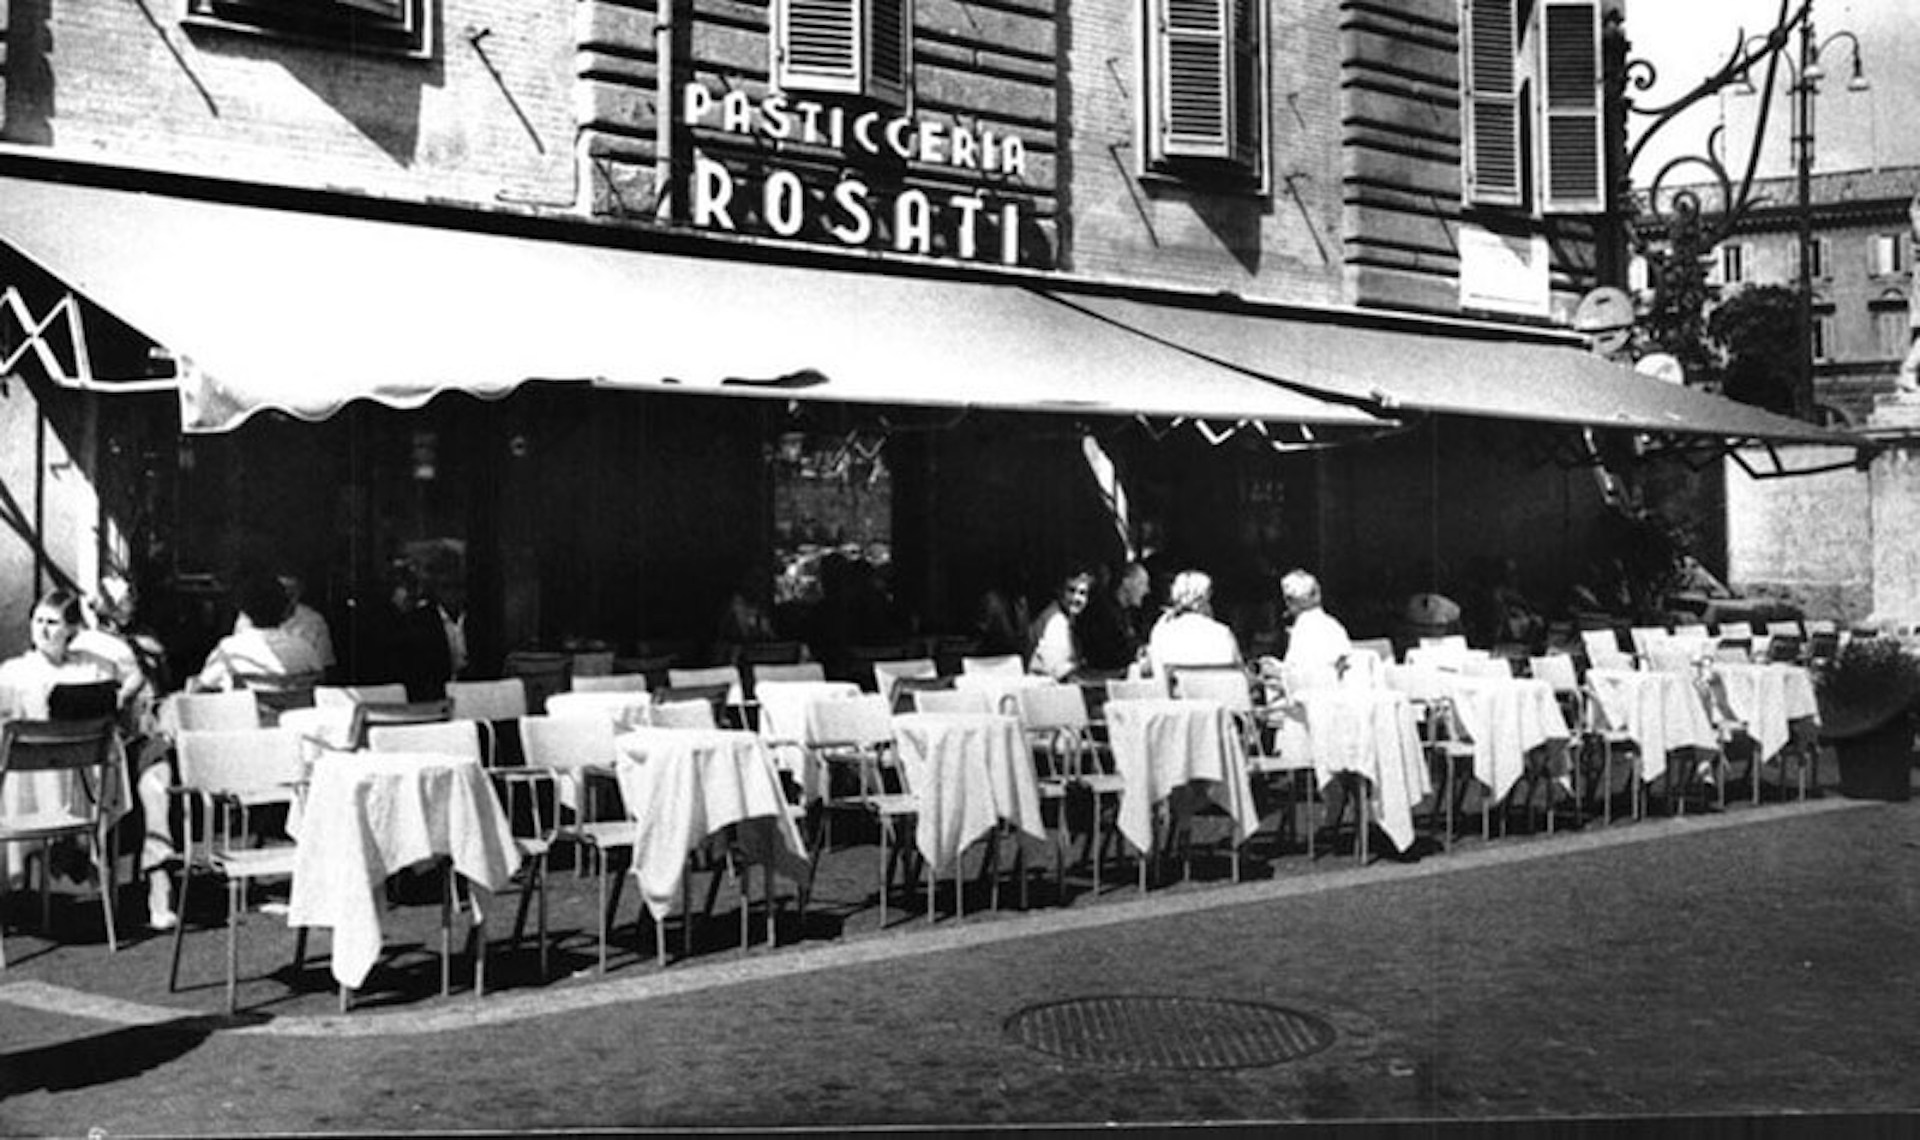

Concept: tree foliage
[[1707, 284, 1802, 417]]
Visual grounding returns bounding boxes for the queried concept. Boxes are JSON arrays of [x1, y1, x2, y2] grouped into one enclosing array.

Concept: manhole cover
[[1004, 996, 1336, 1071]]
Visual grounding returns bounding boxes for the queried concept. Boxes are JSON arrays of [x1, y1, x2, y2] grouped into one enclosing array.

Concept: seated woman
[[1028, 568, 1094, 680], [1146, 570, 1243, 678], [191, 572, 325, 693]]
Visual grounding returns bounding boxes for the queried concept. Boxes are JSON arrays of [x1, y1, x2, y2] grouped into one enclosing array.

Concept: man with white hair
[[1279, 569, 1352, 673], [1145, 570, 1242, 677]]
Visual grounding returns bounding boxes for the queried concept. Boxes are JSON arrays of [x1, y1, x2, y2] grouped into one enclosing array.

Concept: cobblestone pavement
[[3, 792, 1919, 1134]]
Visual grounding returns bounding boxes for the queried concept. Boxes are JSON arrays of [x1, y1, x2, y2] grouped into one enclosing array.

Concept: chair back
[[1589, 649, 1637, 672], [1627, 626, 1668, 659], [753, 662, 826, 687], [517, 714, 619, 777], [47, 681, 118, 721], [1672, 624, 1710, 642], [1528, 654, 1580, 695], [890, 674, 954, 714], [1806, 618, 1839, 635], [1714, 641, 1753, 664], [1461, 656, 1514, 680], [235, 669, 322, 724], [653, 682, 732, 726], [170, 690, 262, 732], [1766, 620, 1804, 640], [1105, 677, 1167, 702], [504, 650, 572, 713], [913, 688, 993, 715], [347, 699, 452, 750], [872, 657, 939, 703], [366, 718, 487, 765], [805, 693, 894, 749], [174, 726, 305, 805], [1647, 644, 1697, 675], [649, 699, 719, 729], [570, 673, 649, 694], [1383, 663, 1447, 704], [1579, 628, 1622, 661], [1717, 621, 1755, 641], [314, 683, 408, 710], [666, 666, 745, 706], [1170, 666, 1255, 713], [959, 653, 1024, 678], [1013, 683, 1089, 732], [447, 678, 531, 721]]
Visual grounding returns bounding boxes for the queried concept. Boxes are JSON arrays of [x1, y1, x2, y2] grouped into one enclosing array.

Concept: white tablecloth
[[1443, 675, 1571, 804], [890, 712, 1047, 874], [1585, 668, 1720, 784], [1291, 688, 1432, 854], [1103, 698, 1257, 859], [614, 728, 812, 921], [287, 750, 521, 989], [1711, 662, 1820, 762], [545, 690, 652, 731]]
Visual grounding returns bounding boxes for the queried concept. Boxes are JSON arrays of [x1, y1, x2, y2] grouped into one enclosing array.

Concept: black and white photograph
[[1, 0, 1918, 1133]]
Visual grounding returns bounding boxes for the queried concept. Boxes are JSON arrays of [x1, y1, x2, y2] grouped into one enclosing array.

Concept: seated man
[[193, 573, 325, 692], [1146, 570, 1242, 677]]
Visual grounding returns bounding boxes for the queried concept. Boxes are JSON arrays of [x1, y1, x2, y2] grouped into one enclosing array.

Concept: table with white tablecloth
[[890, 712, 1047, 875], [1102, 698, 1257, 861], [1710, 662, 1820, 763], [754, 680, 861, 790], [1442, 675, 1571, 806], [287, 750, 521, 990], [1584, 668, 1720, 785], [1289, 688, 1431, 856], [613, 727, 812, 922]]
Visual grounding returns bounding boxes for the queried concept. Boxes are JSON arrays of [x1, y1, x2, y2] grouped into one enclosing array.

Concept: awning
[[1054, 292, 1857, 448], [0, 174, 1379, 435]]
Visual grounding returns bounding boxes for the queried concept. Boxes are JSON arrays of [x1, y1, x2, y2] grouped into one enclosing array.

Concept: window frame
[[181, 0, 434, 59], [1141, 0, 1271, 191], [1811, 312, 1835, 363], [1870, 232, 1907, 277], [771, 0, 913, 109], [1460, 0, 1605, 215]]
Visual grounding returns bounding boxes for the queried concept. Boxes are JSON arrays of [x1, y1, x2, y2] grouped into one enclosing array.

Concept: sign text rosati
[[681, 82, 1031, 267]]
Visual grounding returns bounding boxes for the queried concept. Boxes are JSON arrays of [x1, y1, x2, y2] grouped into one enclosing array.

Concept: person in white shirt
[[1146, 570, 1242, 678], [233, 570, 335, 678], [193, 574, 325, 693], [1027, 568, 1093, 680], [1280, 570, 1353, 675]]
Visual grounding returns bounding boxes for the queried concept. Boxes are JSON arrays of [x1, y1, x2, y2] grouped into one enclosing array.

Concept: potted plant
[[1817, 637, 1920, 802]]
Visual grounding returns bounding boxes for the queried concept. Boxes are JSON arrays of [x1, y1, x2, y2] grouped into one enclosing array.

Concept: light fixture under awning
[[1055, 291, 1858, 448], [0, 174, 1382, 435]]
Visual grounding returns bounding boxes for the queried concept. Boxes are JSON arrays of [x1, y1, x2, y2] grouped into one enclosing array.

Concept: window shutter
[[1153, 0, 1234, 161], [1228, 0, 1263, 171], [776, 0, 863, 95], [1539, 0, 1604, 213], [866, 0, 910, 106], [1462, 0, 1522, 206]]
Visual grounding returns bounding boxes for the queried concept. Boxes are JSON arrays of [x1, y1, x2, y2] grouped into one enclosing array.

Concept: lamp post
[[1738, 12, 1869, 420]]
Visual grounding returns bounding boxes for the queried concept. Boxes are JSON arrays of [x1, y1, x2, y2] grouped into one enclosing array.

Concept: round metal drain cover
[[1005, 996, 1336, 1070]]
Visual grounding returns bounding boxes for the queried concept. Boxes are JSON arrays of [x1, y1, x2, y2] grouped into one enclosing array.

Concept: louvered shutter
[[1228, 0, 1263, 171], [776, 0, 862, 95], [866, 0, 910, 107], [1461, 0, 1521, 206], [1539, 0, 1604, 212], [1153, 0, 1233, 160]]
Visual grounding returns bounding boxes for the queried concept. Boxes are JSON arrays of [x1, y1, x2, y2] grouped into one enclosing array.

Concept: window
[[1795, 236, 1829, 280], [1871, 233, 1907, 277], [1461, 0, 1604, 213], [1812, 314, 1834, 363], [183, 0, 432, 58], [1144, 0, 1268, 184], [772, 0, 912, 106], [1711, 242, 1748, 287], [1876, 308, 1911, 360]]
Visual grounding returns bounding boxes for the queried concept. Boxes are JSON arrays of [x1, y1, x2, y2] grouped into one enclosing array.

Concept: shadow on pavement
[[0, 1012, 265, 1099]]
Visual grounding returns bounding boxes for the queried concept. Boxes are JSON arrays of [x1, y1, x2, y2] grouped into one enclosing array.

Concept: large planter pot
[[1835, 716, 1915, 802]]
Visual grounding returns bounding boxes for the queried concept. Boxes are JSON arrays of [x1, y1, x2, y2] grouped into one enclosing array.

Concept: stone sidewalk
[[4, 790, 1918, 1133]]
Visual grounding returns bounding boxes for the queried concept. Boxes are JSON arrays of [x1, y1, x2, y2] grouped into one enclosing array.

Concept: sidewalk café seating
[[650, 698, 720, 729], [517, 715, 635, 973], [366, 719, 549, 984], [166, 726, 306, 1011], [447, 678, 531, 767], [1579, 627, 1623, 664], [166, 690, 263, 733], [804, 695, 918, 925], [1382, 664, 1478, 846], [1, 717, 122, 968], [654, 679, 735, 728], [872, 658, 938, 706], [665, 667, 747, 724], [345, 700, 453, 752], [1016, 683, 1127, 896], [1171, 665, 1315, 865]]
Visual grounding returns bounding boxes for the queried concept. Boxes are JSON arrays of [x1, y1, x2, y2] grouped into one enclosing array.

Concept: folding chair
[[1579, 628, 1623, 665], [1012, 684, 1123, 901], [872, 658, 939, 706], [889, 674, 955, 714], [166, 726, 307, 1011], [236, 670, 322, 725], [446, 678, 531, 767], [167, 690, 262, 733], [517, 715, 635, 972], [805, 695, 918, 926], [1382, 665, 1477, 847], [666, 666, 748, 727], [1170, 666, 1306, 874], [345, 699, 452, 752], [1, 718, 121, 968]]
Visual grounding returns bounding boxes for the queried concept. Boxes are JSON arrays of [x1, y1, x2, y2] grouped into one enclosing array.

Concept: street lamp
[[1734, 12, 1869, 421]]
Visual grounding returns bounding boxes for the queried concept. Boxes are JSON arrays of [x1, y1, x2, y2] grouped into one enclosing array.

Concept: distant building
[[1646, 167, 1919, 426]]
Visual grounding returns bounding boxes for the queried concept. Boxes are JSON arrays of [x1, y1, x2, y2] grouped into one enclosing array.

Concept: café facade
[[0, 0, 1855, 672]]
